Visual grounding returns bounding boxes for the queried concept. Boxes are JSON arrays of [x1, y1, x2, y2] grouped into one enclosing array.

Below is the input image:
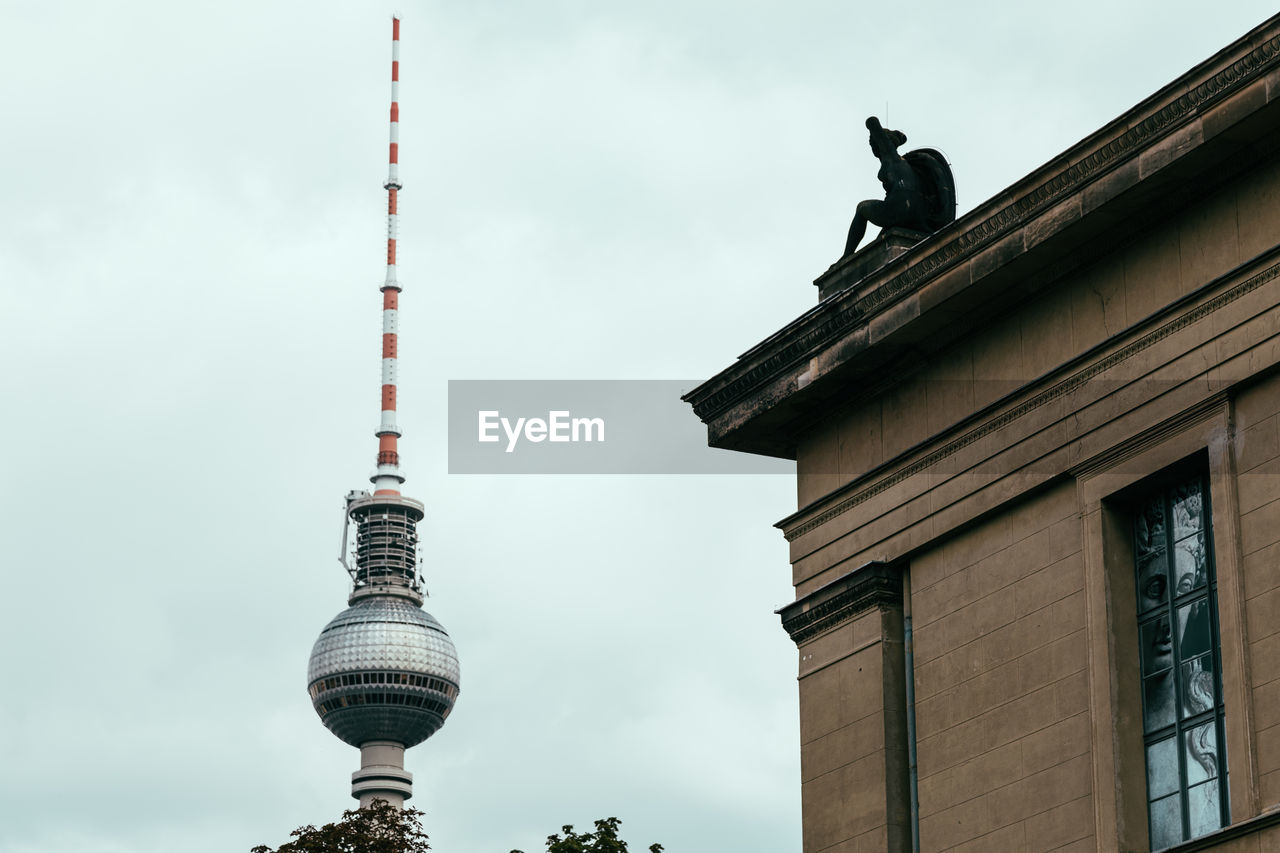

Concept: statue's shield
[[904, 148, 956, 231]]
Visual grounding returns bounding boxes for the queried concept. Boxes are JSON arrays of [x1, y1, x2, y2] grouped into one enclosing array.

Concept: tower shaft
[[353, 741, 413, 809]]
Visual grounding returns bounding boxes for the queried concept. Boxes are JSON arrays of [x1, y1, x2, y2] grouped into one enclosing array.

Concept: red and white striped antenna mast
[[373, 14, 404, 496]]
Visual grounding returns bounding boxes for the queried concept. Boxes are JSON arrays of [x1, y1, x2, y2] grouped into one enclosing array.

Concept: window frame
[[1075, 402, 1256, 851], [1129, 469, 1230, 847]]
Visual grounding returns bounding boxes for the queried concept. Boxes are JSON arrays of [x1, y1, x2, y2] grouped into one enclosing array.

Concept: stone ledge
[[778, 561, 901, 645], [1161, 807, 1280, 852], [816, 228, 929, 302]]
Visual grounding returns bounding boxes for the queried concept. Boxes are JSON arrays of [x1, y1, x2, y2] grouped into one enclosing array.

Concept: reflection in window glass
[[1170, 482, 1204, 538], [1149, 793, 1181, 850], [1178, 601, 1213, 663], [1184, 723, 1218, 785], [1146, 738, 1178, 799], [1134, 474, 1227, 847], [1174, 533, 1206, 596], [1143, 674, 1176, 734], [1180, 654, 1216, 721], [1188, 781, 1221, 838], [1136, 499, 1167, 561], [1141, 616, 1174, 678]]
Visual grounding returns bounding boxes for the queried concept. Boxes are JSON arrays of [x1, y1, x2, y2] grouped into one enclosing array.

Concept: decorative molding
[[1069, 394, 1227, 483], [687, 31, 1280, 426], [779, 257, 1280, 542], [778, 561, 901, 645]]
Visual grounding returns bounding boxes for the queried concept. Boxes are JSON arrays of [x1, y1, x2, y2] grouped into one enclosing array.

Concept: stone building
[[686, 15, 1280, 852]]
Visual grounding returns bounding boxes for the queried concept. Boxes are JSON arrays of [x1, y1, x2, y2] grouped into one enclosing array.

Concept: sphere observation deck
[[308, 593, 460, 748]]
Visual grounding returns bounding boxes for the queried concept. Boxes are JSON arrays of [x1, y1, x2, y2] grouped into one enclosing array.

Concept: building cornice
[[777, 561, 901, 645], [685, 16, 1280, 456]]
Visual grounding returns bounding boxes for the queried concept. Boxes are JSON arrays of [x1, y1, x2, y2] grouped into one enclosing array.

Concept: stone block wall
[[1234, 375, 1280, 811], [911, 484, 1092, 851]]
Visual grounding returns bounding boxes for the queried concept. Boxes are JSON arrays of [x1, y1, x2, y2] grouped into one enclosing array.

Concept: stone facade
[[687, 14, 1280, 853]]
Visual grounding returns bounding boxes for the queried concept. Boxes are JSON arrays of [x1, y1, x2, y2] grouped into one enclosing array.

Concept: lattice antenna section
[[352, 499, 422, 587]]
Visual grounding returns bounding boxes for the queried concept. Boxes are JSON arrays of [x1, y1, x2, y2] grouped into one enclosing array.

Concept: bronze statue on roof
[[843, 116, 956, 257]]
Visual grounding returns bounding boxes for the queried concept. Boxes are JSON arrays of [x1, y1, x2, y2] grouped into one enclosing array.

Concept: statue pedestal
[[816, 227, 928, 302]]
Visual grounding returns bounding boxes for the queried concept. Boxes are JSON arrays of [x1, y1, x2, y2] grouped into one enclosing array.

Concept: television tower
[[307, 16, 459, 809]]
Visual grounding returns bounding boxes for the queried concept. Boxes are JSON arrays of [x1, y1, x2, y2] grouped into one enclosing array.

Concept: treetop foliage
[[253, 803, 661, 853], [510, 816, 663, 853], [250, 800, 430, 853]]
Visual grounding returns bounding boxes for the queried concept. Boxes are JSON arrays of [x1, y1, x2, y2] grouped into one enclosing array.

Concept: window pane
[[1149, 792, 1183, 849], [1180, 653, 1217, 719], [1136, 498, 1167, 555], [1172, 532, 1206, 596], [1147, 737, 1178, 799], [1177, 600, 1213, 670], [1171, 479, 1205, 538], [1184, 722, 1219, 784], [1137, 551, 1169, 614], [1144, 672, 1176, 733], [1187, 780, 1223, 838], [1142, 615, 1174, 677]]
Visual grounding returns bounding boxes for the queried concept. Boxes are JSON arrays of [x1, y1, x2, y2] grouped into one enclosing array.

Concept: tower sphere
[[308, 594, 460, 748]]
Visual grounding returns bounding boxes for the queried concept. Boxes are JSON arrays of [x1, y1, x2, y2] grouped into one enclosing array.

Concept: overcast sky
[[3, 3, 1278, 852]]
